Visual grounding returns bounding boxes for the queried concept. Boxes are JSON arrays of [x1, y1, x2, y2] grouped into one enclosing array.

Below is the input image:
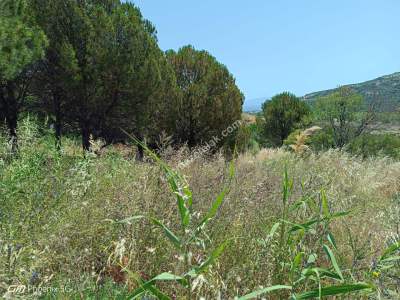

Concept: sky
[[132, 0, 400, 102]]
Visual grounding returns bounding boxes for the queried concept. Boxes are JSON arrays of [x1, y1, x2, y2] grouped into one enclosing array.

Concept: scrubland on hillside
[[1, 122, 399, 299]]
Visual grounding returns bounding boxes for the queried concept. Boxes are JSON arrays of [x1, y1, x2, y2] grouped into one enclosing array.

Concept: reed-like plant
[[114, 134, 234, 299], [237, 166, 375, 299]]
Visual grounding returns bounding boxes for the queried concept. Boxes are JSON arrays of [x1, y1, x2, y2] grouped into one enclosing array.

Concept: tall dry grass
[[0, 123, 399, 298]]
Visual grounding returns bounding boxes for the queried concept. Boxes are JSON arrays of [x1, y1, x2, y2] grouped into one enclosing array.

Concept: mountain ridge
[[303, 72, 400, 111], [244, 72, 400, 112]]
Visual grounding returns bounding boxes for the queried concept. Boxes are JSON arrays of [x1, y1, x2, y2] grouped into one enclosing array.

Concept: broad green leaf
[[121, 129, 191, 228], [152, 272, 188, 287], [289, 196, 310, 213], [151, 218, 182, 249], [282, 167, 290, 205], [237, 285, 292, 300], [292, 252, 304, 272], [307, 253, 317, 265], [187, 240, 229, 277], [289, 218, 320, 233], [294, 283, 373, 299], [289, 211, 350, 233], [321, 189, 330, 218], [152, 273, 184, 281], [380, 241, 400, 261], [128, 272, 186, 299], [104, 216, 146, 225], [201, 188, 227, 224], [302, 267, 342, 281], [114, 215, 146, 224], [128, 272, 175, 300], [195, 160, 235, 233], [190, 188, 228, 241], [327, 231, 337, 250], [167, 171, 191, 228], [379, 256, 400, 264], [330, 211, 351, 219], [267, 222, 280, 240], [323, 244, 343, 281]]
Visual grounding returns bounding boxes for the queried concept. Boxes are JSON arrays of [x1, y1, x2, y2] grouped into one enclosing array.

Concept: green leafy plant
[[239, 166, 374, 299], [114, 135, 234, 299]]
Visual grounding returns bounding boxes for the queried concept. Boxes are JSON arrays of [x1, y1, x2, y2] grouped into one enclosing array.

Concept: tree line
[[254, 86, 382, 153], [0, 0, 244, 153]]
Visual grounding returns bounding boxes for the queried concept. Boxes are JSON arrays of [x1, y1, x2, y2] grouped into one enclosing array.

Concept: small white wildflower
[[174, 254, 184, 262], [146, 247, 156, 254], [192, 274, 207, 292]]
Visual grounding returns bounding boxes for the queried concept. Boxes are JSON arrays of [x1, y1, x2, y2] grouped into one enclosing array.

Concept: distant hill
[[243, 97, 266, 112], [243, 72, 400, 113], [303, 72, 400, 111], [243, 97, 267, 112]]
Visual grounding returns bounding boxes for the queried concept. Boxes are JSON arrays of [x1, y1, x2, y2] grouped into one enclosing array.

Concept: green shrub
[[347, 133, 400, 159]]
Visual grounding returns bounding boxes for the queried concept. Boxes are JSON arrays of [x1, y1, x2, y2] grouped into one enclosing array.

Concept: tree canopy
[[262, 92, 310, 146], [0, 0, 48, 150], [166, 45, 243, 147], [0, 1, 244, 153], [315, 86, 376, 148]]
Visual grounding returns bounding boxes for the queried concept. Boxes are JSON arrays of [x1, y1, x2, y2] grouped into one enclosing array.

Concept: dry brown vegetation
[[0, 124, 399, 299]]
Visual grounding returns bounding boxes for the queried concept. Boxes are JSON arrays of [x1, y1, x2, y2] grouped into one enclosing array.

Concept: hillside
[[303, 72, 400, 111], [244, 72, 400, 112]]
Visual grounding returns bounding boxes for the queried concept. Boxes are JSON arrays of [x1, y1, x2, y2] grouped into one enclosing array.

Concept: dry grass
[[0, 128, 399, 298]]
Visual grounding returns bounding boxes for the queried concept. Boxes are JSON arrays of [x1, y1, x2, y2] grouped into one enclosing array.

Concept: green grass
[[0, 120, 399, 299]]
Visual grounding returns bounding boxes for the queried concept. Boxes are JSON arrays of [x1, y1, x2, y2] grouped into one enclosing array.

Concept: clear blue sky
[[133, 0, 400, 101]]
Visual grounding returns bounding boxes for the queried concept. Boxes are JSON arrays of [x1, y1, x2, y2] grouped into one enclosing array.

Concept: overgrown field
[[0, 123, 399, 299]]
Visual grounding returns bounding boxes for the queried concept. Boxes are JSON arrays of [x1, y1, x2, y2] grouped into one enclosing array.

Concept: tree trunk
[[6, 114, 18, 153], [135, 132, 144, 161], [53, 91, 62, 151], [81, 121, 91, 153], [1, 85, 19, 153], [136, 143, 144, 161], [55, 118, 62, 151]]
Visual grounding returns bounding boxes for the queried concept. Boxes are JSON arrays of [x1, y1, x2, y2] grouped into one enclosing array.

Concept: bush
[[347, 133, 400, 159], [262, 92, 311, 146]]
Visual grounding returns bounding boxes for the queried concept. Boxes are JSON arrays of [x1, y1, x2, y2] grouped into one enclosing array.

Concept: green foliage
[[230, 124, 252, 153], [262, 92, 311, 146], [305, 72, 400, 112], [1, 1, 245, 153], [0, 0, 47, 80], [166, 45, 243, 147], [314, 86, 374, 148], [113, 138, 234, 299], [237, 169, 377, 299], [347, 133, 400, 159], [29, 0, 177, 150], [0, 0, 48, 151], [375, 111, 400, 124]]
